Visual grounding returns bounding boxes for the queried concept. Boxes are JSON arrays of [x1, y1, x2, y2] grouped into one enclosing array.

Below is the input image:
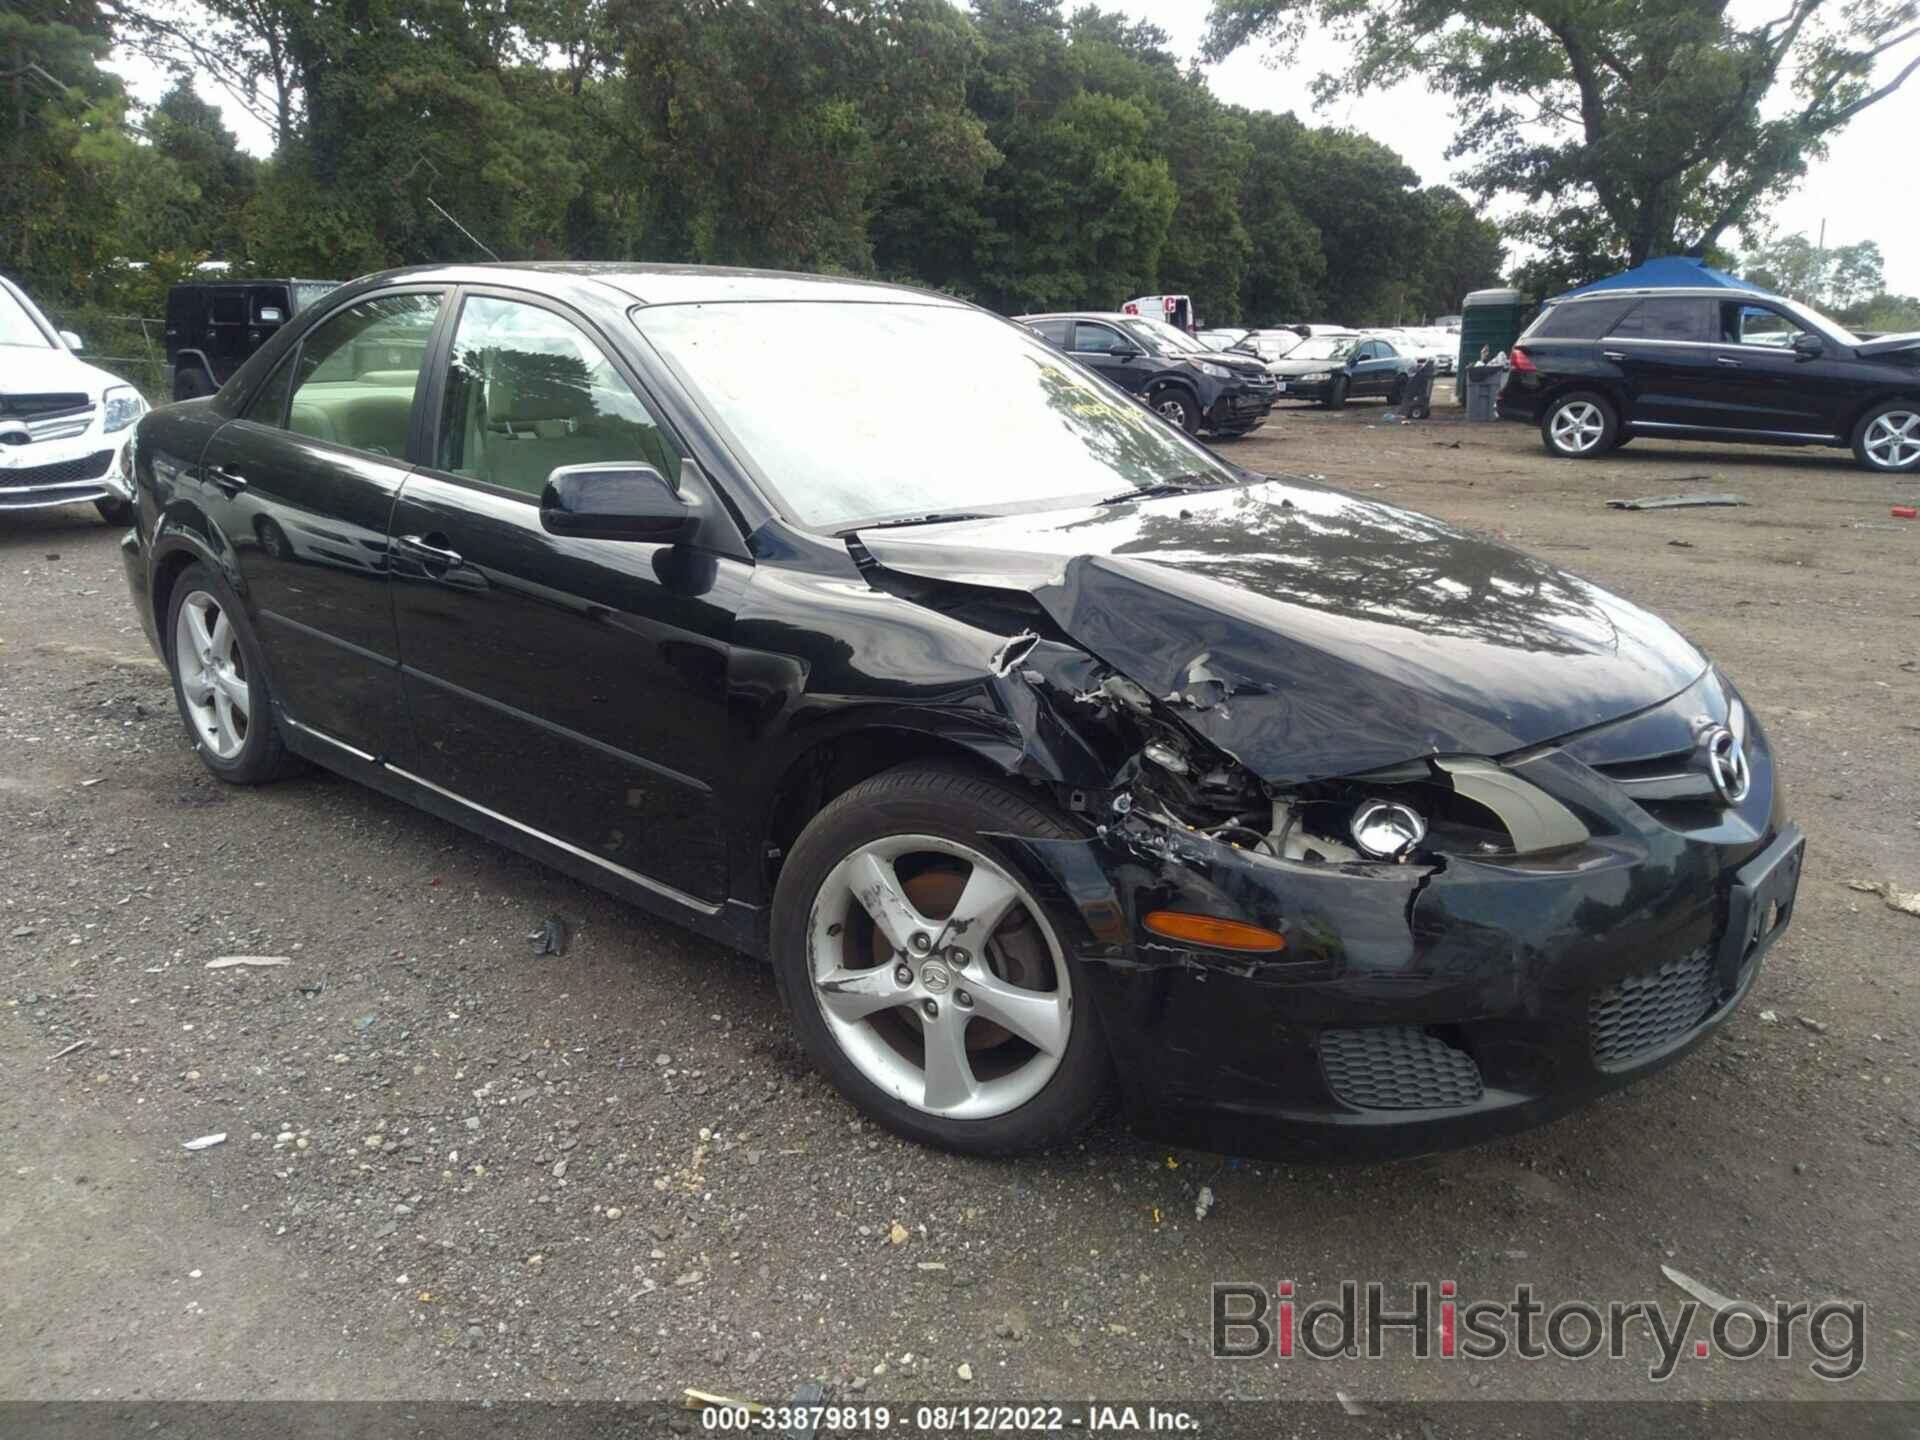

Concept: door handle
[[206, 464, 247, 495], [396, 533, 463, 569], [1601, 350, 1627, 362], [1716, 355, 1743, 367]]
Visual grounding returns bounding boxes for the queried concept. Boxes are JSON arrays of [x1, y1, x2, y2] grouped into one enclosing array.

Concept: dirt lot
[[3, 403, 1917, 1409]]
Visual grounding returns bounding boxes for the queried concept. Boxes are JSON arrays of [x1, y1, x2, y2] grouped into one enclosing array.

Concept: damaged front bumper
[[997, 729, 1802, 1162]]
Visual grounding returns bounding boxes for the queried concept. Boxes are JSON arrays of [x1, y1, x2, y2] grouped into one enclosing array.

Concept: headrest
[[484, 350, 594, 426]]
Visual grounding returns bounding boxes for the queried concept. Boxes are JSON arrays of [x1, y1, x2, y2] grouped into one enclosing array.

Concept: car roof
[[1552, 285, 1787, 306], [357, 261, 970, 309], [1015, 311, 1141, 322]]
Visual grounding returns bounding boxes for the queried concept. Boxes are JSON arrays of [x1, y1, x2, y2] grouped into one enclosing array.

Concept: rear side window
[[282, 292, 443, 458], [210, 294, 245, 326], [1609, 298, 1713, 342], [1526, 299, 1638, 340], [1027, 319, 1071, 346]]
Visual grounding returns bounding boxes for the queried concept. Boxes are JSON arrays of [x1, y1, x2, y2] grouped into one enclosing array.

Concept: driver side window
[[434, 295, 680, 497]]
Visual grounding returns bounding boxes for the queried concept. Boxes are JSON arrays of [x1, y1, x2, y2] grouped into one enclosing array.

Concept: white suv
[[1, 276, 147, 524]]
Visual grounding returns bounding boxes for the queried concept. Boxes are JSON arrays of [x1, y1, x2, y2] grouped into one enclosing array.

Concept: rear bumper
[[1495, 373, 1544, 424]]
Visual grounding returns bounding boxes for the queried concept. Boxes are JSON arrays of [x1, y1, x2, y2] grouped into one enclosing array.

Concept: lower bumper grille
[[1589, 945, 1717, 1071], [0, 450, 115, 489], [1322, 1027, 1485, 1110]]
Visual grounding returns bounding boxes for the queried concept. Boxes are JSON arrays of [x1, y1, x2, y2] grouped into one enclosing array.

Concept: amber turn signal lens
[[1142, 911, 1287, 953]]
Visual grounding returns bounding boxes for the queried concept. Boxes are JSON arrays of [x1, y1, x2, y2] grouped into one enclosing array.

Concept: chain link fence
[[42, 308, 171, 403]]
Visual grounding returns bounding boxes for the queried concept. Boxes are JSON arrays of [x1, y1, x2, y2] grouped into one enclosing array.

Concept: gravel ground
[[2, 404, 1916, 1407]]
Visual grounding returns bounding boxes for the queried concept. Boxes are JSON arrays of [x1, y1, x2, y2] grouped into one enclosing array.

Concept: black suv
[[166, 279, 339, 401], [1499, 286, 1920, 473], [1018, 312, 1276, 437]]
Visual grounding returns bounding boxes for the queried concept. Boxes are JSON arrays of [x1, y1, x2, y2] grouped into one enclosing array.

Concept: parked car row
[[1019, 312, 1277, 436]]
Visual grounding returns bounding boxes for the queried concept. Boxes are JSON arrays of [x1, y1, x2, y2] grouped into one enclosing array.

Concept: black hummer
[[165, 279, 339, 401]]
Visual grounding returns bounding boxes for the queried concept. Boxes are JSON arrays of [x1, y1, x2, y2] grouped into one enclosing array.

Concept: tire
[[1324, 376, 1348, 410], [1146, 387, 1199, 434], [769, 764, 1110, 1155], [1851, 401, 1920, 474], [163, 562, 303, 784], [95, 497, 133, 527], [1388, 377, 1407, 406], [1540, 390, 1618, 459], [173, 366, 212, 402]]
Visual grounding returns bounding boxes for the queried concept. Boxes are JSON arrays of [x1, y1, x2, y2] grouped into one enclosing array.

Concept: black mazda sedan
[[118, 264, 1803, 1160]]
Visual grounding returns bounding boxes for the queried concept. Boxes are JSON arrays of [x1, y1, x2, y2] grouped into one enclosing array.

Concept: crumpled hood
[[1855, 331, 1920, 358], [0, 342, 119, 401], [857, 478, 1707, 785]]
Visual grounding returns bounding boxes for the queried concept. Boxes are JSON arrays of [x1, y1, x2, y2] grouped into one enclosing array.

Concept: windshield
[[0, 286, 53, 348], [1250, 333, 1303, 360], [1120, 317, 1208, 355], [1290, 337, 1354, 361], [633, 302, 1240, 529]]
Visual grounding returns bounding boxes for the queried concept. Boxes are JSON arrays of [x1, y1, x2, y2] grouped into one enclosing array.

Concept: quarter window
[[1609, 298, 1713, 343], [283, 292, 441, 458], [243, 353, 298, 429], [434, 295, 680, 497]]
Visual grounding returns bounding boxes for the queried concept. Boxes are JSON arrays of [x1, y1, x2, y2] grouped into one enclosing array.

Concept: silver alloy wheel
[[1549, 400, 1605, 454], [174, 590, 251, 760], [1863, 410, 1920, 470], [1155, 395, 1187, 423], [808, 834, 1072, 1120]]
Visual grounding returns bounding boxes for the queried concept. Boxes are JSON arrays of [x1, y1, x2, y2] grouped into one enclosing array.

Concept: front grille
[[1322, 1027, 1485, 1110], [0, 392, 90, 421], [0, 450, 115, 488], [1589, 945, 1717, 1071]]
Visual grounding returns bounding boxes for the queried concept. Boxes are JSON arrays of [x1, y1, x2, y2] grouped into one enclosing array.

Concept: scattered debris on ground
[[206, 954, 292, 969], [528, 915, 572, 955], [1606, 492, 1748, 510], [180, 1133, 227, 1151]]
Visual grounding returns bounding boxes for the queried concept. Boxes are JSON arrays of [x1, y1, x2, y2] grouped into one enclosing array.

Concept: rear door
[[387, 288, 742, 904], [1602, 296, 1720, 428], [199, 286, 446, 758]]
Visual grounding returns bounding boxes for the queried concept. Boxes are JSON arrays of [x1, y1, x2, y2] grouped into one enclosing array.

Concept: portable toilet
[[1457, 288, 1529, 377]]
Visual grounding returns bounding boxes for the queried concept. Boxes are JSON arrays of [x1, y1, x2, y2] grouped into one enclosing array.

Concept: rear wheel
[[1147, 387, 1198, 434], [770, 765, 1109, 1155], [164, 563, 303, 784], [1852, 402, 1920, 473], [1541, 391, 1618, 458]]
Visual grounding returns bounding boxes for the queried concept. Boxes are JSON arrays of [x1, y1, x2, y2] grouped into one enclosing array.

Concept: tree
[[1414, 186, 1505, 319], [1743, 232, 1885, 310], [1203, 0, 1920, 282]]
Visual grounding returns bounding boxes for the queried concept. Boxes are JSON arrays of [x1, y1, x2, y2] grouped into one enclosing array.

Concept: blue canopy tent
[[1557, 256, 1762, 299]]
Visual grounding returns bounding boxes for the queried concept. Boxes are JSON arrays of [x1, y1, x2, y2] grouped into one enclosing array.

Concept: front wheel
[[769, 765, 1109, 1155], [95, 497, 133, 527], [1541, 391, 1618, 458], [1324, 376, 1349, 410], [1146, 387, 1198, 434], [1853, 402, 1920, 473]]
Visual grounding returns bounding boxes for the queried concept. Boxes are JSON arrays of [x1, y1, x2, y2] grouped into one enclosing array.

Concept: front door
[[1703, 300, 1854, 439], [1348, 340, 1401, 397], [1071, 320, 1155, 394], [387, 290, 743, 904], [201, 287, 445, 758]]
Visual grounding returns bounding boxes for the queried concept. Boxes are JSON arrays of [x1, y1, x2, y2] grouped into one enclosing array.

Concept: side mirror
[[59, 329, 84, 351], [1106, 345, 1144, 360], [1791, 333, 1823, 359], [540, 463, 694, 543]]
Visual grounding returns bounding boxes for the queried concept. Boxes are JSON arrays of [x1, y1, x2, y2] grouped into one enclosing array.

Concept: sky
[[107, 0, 1920, 293]]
